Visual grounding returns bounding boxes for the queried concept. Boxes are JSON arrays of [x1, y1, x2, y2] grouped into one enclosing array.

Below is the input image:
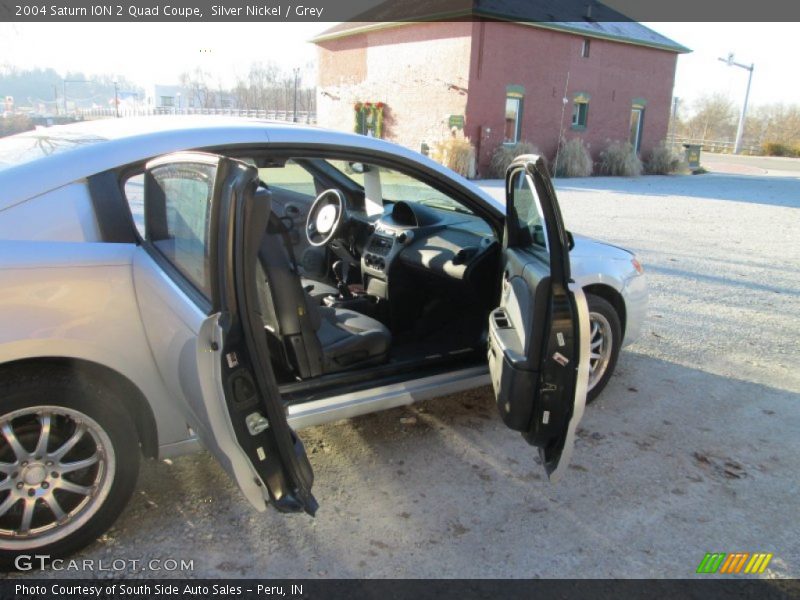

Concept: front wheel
[[0, 368, 140, 568], [585, 294, 622, 403]]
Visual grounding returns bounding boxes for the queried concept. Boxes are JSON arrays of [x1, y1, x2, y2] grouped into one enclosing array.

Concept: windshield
[[0, 129, 108, 171], [324, 159, 473, 215]]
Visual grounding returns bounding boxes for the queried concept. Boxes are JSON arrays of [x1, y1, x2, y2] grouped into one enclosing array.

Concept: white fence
[[77, 107, 316, 123], [669, 136, 761, 156]]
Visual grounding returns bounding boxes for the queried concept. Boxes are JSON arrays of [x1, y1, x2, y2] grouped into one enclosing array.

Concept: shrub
[[761, 141, 799, 157], [554, 138, 593, 177], [430, 134, 476, 178], [645, 140, 685, 174], [0, 114, 34, 138], [489, 141, 542, 178], [598, 140, 643, 177]]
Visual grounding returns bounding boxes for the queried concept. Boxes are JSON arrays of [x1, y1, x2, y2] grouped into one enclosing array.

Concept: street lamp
[[718, 52, 754, 154], [292, 67, 300, 123]]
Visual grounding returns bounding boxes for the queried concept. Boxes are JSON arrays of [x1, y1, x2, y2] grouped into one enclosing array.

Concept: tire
[[586, 294, 622, 404], [0, 365, 140, 569]]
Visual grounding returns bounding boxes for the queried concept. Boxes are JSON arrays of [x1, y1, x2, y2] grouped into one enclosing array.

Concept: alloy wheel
[[587, 311, 613, 392], [0, 406, 115, 550]]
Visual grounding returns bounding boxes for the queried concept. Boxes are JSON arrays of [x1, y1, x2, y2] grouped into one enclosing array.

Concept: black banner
[[2, 579, 800, 600], [1, 0, 800, 23]]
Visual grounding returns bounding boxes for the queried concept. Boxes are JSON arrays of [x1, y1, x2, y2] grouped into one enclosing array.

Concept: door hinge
[[245, 412, 270, 435]]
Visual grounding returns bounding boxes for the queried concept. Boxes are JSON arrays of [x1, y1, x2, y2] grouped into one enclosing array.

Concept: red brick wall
[[466, 22, 678, 175], [316, 21, 678, 177], [316, 22, 473, 150]]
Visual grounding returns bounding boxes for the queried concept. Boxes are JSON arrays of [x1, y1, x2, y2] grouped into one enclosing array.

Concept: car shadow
[[15, 353, 798, 578]]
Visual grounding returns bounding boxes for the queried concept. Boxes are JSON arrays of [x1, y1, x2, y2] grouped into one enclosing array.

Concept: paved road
[[16, 170, 800, 579], [701, 151, 800, 176]]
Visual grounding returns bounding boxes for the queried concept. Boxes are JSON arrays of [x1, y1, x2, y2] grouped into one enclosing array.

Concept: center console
[[361, 226, 407, 299]]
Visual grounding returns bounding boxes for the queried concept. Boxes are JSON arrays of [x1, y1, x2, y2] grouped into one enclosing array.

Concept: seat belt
[[264, 212, 324, 377], [266, 214, 300, 273]]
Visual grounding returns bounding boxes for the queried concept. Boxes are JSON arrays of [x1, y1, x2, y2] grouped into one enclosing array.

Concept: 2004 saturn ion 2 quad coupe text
[[0, 118, 646, 563]]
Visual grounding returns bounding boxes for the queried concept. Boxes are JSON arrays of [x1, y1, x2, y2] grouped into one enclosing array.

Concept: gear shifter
[[332, 260, 353, 299]]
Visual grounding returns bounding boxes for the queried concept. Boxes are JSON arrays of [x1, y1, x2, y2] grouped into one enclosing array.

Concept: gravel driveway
[[18, 168, 800, 579]]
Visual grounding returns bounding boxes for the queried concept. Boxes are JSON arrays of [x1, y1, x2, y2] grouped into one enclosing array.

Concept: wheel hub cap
[[22, 464, 46, 486]]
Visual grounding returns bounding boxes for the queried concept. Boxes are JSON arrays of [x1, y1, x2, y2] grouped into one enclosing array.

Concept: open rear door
[[143, 152, 317, 514], [487, 155, 590, 480]]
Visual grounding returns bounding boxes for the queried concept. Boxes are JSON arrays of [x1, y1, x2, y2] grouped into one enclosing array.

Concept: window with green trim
[[504, 94, 523, 144], [572, 99, 589, 128]]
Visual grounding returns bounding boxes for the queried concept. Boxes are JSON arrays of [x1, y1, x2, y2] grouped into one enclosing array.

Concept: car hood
[[570, 233, 633, 261]]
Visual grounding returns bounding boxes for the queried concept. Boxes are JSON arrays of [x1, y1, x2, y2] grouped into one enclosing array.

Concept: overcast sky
[[0, 21, 793, 114]]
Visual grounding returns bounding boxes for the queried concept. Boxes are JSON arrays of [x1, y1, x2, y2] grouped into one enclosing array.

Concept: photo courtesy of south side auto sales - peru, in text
[[16, 583, 298, 596]]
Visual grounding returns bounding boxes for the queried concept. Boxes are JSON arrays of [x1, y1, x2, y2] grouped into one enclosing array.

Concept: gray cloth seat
[[301, 277, 338, 302], [315, 306, 391, 371], [256, 188, 390, 377]]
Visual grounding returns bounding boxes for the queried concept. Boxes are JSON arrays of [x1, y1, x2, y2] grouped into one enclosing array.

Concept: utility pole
[[292, 67, 299, 122], [718, 53, 755, 154], [670, 97, 680, 145], [113, 80, 120, 118], [62, 79, 88, 116], [53, 84, 59, 116]]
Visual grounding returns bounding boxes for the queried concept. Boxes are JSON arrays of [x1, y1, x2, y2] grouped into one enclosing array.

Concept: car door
[[487, 155, 590, 481], [133, 151, 317, 515]]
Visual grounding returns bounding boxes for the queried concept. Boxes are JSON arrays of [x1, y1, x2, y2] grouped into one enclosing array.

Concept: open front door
[[143, 152, 317, 514], [488, 155, 590, 481]]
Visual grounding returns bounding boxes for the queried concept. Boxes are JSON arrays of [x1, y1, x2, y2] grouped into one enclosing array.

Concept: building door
[[629, 108, 644, 153]]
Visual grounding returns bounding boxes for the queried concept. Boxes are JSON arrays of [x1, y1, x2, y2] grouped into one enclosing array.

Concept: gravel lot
[[18, 157, 800, 579]]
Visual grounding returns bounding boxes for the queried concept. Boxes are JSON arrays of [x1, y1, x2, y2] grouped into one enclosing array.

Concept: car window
[[123, 173, 146, 238], [147, 163, 214, 297], [508, 169, 548, 250], [259, 159, 318, 197], [325, 160, 475, 216]]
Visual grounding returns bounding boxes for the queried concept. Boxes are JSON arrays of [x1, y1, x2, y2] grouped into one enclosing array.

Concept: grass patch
[[599, 140, 643, 177], [431, 135, 476, 178], [645, 141, 685, 174], [554, 138, 593, 177], [489, 141, 543, 178]]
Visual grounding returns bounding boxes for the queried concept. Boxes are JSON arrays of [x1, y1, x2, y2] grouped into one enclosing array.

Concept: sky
[[0, 21, 794, 115]]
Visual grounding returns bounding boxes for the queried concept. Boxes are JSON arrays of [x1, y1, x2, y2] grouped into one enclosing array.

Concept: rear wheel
[[586, 294, 622, 403], [0, 367, 139, 568]]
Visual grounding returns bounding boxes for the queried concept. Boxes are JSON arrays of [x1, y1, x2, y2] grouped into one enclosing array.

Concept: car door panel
[[488, 156, 589, 480], [133, 151, 317, 514]]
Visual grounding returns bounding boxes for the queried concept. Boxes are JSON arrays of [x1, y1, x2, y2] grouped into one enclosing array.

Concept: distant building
[[313, 9, 689, 176], [151, 85, 191, 110]]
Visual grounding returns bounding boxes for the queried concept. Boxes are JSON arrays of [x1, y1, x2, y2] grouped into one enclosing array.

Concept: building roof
[[312, 0, 690, 54]]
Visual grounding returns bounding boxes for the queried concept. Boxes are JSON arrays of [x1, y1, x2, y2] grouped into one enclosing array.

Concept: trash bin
[[683, 144, 701, 170]]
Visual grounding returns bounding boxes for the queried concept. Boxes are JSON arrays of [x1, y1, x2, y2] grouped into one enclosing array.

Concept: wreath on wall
[[354, 102, 386, 138]]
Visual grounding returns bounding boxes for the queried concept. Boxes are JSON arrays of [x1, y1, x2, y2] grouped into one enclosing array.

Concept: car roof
[[0, 116, 501, 214]]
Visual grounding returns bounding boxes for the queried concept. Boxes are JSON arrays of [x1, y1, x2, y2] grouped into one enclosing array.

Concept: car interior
[[247, 155, 504, 394]]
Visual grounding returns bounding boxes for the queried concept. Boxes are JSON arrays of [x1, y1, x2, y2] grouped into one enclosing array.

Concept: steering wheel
[[306, 189, 347, 247]]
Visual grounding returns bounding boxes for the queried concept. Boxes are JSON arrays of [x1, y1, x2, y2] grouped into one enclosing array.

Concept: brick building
[[313, 11, 688, 176]]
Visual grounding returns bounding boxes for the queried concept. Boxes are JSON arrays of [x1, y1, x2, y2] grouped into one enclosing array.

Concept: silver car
[[0, 118, 646, 562]]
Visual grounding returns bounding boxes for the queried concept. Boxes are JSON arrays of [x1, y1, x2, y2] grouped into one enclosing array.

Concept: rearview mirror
[[348, 162, 368, 174]]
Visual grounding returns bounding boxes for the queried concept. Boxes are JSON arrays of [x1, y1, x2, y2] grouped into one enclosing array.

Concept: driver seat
[[256, 191, 390, 377]]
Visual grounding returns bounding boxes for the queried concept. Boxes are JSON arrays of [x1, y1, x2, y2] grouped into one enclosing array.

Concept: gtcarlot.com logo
[[14, 554, 194, 572], [696, 552, 773, 574]]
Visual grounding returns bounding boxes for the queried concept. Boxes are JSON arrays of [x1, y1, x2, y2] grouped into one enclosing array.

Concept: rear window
[[0, 129, 107, 171]]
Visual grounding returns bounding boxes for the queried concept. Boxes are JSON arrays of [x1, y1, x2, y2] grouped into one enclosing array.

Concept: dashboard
[[360, 201, 498, 297]]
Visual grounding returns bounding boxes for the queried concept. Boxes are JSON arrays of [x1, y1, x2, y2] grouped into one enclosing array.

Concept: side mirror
[[566, 231, 575, 251]]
